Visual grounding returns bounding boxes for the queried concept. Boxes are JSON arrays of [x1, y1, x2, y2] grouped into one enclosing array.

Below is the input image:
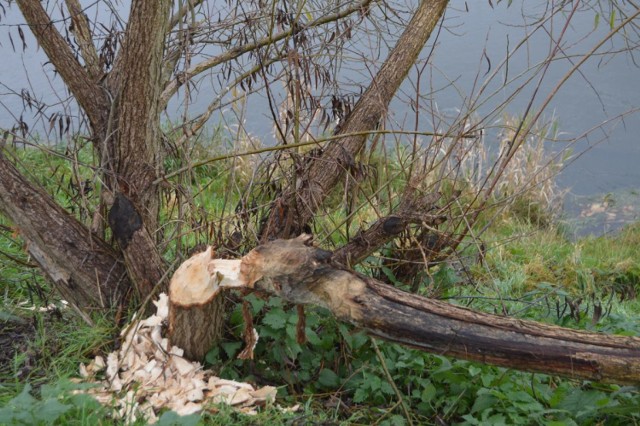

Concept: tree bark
[[65, 0, 102, 81], [103, 0, 171, 299], [15, 0, 171, 303], [200, 236, 640, 385], [332, 188, 442, 266], [0, 151, 129, 312], [261, 0, 450, 240]]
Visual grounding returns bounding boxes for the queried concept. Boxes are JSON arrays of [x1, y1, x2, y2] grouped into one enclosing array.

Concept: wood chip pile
[[77, 293, 280, 423]]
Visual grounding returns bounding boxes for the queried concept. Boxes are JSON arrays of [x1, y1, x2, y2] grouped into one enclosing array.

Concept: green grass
[[1, 142, 639, 425]]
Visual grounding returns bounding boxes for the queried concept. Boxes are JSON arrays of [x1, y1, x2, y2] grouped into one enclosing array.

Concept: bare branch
[[168, 0, 204, 31], [159, 0, 374, 107], [16, 0, 108, 129], [65, 0, 102, 80], [333, 189, 442, 266]]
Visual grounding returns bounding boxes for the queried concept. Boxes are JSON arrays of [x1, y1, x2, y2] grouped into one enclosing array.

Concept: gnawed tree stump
[[171, 235, 640, 384], [168, 247, 226, 360]]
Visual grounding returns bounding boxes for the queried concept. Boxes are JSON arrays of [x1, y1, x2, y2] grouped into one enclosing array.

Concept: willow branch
[[16, 0, 108, 128], [159, 0, 374, 106], [65, 0, 102, 80], [168, 0, 204, 31]]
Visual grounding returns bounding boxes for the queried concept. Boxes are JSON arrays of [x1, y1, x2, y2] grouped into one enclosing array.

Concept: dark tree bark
[[0, 152, 129, 312], [103, 0, 171, 298], [13, 0, 170, 303], [205, 236, 640, 385], [332, 187, 442, 266]]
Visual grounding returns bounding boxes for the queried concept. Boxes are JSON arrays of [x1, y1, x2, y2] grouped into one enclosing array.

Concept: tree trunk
[[199, 236, 640, 385], [16, 0, 109, 131], [261, 0, 450, 240], [14, 0, 170, 303], [0, 151, 129, 312], [103, 0, 172, 299], [167, 247, 224, 360]]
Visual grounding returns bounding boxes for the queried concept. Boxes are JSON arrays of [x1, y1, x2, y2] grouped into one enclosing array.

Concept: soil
[[0, 312, 37, 379]]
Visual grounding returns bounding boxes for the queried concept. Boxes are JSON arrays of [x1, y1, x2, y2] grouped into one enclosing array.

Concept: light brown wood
[[168, 247, 223, 360]]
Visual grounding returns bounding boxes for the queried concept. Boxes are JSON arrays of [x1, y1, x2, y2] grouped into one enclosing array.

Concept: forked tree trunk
[[170, 236, 640, 385], [12, 0, 170, 306]]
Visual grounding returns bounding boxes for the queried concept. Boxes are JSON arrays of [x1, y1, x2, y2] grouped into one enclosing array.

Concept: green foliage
[[0, 382, 110, 425], [2, 137, 640, 424]]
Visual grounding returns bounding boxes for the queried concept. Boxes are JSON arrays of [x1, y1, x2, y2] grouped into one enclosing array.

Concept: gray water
[[1, 0, 638, 235]]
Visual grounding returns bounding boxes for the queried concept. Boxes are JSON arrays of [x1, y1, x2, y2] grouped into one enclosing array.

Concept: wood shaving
[[77, 293, 279, 423]]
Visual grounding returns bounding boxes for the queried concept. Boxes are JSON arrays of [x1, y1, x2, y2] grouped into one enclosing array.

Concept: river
[[1, 0, 638, 235]]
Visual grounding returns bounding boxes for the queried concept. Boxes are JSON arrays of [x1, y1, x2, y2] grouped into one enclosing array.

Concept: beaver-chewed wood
[[168, 247, 224, 360], [165, 235, 640, 384]]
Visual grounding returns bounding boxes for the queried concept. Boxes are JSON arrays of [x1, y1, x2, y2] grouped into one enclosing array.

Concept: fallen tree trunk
[[173, 235, 640, 385]]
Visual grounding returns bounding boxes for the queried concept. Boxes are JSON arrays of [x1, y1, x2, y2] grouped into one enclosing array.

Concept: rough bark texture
[[10, 0, 171, 307], [168, 248, 224, 360], [104, 0, 172, 298], [215, 236, 640, 385], [333, 189, 442, 266], [0, 152, 128, 311], [261, 0, 450, 240], [16, 0, 108, 129], [112, 0, 169, 218]]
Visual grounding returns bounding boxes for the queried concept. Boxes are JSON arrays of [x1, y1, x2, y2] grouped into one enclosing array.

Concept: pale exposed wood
[[0, 151, 128, 311], [168, 247, 223, 360], [199, 236, 640, 385]]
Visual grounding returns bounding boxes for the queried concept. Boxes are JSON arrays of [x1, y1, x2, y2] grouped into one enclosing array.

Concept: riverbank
[[1, 144, 639, 424]]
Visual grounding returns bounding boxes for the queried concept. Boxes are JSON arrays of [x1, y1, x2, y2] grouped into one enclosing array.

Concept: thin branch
[[65, 0, 102, 80], [16, 0, 108, 129], [371, 338, 414, 426], [168, 0, 204, 31], [154, 129, 452, 185], [159, 0, 374, 106]]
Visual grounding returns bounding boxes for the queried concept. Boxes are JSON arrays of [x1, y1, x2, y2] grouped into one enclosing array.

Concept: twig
[[371, 338, 414, 426]]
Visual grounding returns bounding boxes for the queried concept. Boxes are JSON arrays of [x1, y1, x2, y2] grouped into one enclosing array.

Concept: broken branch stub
[[184, 236, 640, 384]]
